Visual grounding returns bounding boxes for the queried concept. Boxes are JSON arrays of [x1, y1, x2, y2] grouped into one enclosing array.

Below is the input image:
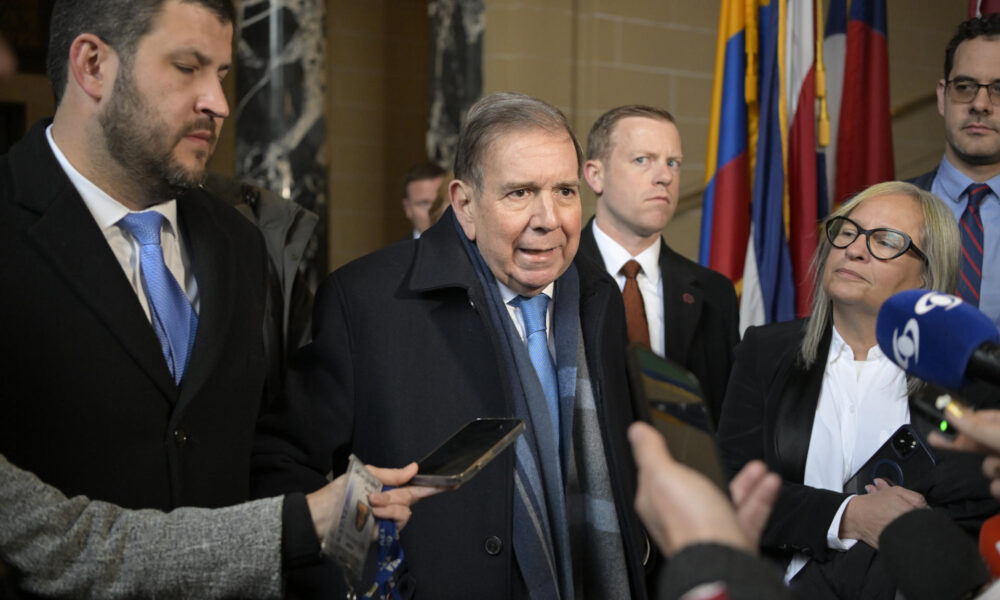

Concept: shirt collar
[[592, 219, 661, 284], [499, 280, 556, 305], [828, 324, 887, 365], [45, 124, 180, 235], [936, 155, 1000, 204]]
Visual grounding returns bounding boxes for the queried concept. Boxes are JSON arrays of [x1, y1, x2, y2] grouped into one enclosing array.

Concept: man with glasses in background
[[910, 14, 1000, 327]]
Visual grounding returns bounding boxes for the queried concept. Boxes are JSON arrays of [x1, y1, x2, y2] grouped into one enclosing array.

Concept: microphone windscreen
[[880, 509, 989, 600], [876, 290, 1000, 390], [981, 514, 1000, 580]]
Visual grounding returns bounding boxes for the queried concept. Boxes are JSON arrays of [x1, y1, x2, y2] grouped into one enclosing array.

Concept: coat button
[[484, 535, 503, 556], [173, 429, 188, 447]]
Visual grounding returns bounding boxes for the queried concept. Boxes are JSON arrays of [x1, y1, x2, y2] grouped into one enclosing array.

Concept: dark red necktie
[[621, 260, 650, 347]]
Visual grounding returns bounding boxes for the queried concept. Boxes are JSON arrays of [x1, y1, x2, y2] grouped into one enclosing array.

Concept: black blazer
[[717, 319, 996, 564], [252, 211, 648, 599], [576, 217, 740, 424], [0, 120, 270, 511], [906, 168, 938, 192]]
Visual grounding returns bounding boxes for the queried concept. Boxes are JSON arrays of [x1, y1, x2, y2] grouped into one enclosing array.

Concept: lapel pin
[[682, 293, 695, 304]]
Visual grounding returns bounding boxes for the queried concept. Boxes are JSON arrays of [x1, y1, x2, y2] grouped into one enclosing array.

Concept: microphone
[[880, 509, 989, 600], [876, 290, 1000, 390], [981, 514, 1000, 580]]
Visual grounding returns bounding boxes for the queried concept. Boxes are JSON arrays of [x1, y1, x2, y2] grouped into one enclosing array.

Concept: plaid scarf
[[455, 216, 629, 598]]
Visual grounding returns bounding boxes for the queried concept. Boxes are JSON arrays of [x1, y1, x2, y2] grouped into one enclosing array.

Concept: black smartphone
[[626, 344, 728, 491], [842, 424, 936, 495], [410, 418, 525, 487]]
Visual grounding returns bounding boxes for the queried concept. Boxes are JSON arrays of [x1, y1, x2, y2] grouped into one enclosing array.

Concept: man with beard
[[0, 0, 289, 528], [910, 14, 1000, 327]]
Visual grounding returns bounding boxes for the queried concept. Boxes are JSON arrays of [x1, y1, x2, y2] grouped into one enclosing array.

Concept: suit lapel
[[659, 240, 701, 365], [15, 126, 176, 401], [175, 193, 235, 410], [774, 323, 830, 482]]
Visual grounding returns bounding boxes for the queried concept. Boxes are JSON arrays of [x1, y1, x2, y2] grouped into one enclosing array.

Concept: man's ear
[[67, 33, 116, 103], [584, 159, 604, 195], [450, 179, 476, 240], [937, 79, 946, 118]]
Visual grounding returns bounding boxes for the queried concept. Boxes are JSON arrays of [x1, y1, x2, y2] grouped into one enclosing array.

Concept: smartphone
[[409, 418, 525, 487], [842, 424, 936, 495], [626, 344, 728, 491]]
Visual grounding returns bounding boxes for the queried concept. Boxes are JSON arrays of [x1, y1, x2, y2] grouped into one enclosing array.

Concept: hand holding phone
[[843, 425, 936, 495]]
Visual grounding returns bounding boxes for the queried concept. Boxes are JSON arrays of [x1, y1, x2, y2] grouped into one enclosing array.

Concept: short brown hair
[[586, 105, 676, 162], [401, 161, 447, 197]]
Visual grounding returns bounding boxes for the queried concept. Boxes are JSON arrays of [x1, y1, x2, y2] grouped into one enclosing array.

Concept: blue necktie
[[119, 212, 198, 383], [512, 294, 559, 443], [957, 183, 990, 307]]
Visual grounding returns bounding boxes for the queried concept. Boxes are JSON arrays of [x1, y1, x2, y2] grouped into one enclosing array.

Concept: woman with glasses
[[716, 181, 997, 598]]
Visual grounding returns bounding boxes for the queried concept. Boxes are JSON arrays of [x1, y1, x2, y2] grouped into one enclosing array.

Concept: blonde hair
[[799, 181, 960, 368]]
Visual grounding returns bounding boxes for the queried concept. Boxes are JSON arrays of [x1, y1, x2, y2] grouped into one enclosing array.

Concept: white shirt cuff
[[826, 495, 859, 550]]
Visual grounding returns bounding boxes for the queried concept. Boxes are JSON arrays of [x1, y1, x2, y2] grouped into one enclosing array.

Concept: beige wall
[[484, 0, 966, 262], [324, 0, 431, 270]]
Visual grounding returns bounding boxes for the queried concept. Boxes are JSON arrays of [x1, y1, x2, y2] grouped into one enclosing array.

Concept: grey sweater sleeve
[[0, 454, 284, 599]]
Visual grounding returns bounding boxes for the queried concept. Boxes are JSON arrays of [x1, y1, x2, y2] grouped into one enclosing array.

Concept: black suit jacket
[[0, 120, 270, 511], [252, 211, 647, 599], [717, 319, 996, 565], [906, 168, 938, 192], [577, 218, 740, 424]]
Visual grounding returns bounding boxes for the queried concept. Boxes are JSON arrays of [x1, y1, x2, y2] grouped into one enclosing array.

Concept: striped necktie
[[119, 212, 199, 383], [957, 183, 990, 307]]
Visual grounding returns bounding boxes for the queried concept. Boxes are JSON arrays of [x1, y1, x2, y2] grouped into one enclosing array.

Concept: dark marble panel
[[427, 0, 484, 169], [236, 0, 328, 284]]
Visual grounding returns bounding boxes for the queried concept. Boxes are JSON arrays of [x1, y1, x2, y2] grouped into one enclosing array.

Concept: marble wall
[[236, 0, 328, 285], [427, 0, 484, 169]]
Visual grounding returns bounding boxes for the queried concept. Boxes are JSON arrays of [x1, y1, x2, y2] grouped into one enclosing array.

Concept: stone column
[[427, 0, 484, 168], [235, 0, 327, 284]]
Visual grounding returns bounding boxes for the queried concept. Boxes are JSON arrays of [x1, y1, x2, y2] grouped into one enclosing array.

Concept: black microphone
[[876, 290, 1000, 390], [880, 509, 989, 600]]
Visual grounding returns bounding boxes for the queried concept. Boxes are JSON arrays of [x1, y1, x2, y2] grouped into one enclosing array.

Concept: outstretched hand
[[628, 421, 779, 557]]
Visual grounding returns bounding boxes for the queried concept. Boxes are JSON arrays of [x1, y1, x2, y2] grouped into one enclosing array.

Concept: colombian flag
[[701, 0, 823, 327]]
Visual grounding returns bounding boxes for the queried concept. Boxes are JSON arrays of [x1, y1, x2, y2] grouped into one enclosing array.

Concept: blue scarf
[[454, 215, 580, 599]]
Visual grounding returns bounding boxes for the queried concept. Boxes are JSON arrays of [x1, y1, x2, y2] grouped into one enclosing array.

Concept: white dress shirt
[[592, 220, 664, 356], [498, 281, 557, 357], [785, 325, 910, 582], [45, 125, 199, 319]]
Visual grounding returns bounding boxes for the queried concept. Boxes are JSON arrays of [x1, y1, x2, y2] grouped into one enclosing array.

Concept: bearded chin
[[99, 65, 211, 202]]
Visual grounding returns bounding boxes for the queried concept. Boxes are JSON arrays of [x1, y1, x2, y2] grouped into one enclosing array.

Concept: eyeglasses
[[825, 216, 928, 263], [945, 78, 1000, 105]]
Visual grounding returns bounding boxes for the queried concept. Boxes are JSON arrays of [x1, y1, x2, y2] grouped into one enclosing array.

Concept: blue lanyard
[[362, 486, 405, 600]]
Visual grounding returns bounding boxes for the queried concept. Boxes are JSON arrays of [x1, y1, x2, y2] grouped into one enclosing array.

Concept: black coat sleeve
[[252, 272, 356, 498]]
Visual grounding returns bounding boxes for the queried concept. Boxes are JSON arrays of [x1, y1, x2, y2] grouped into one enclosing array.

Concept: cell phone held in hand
[[410, 418, 525, 487], [842, 424, 936, 495], [625, 344, 729, 491]]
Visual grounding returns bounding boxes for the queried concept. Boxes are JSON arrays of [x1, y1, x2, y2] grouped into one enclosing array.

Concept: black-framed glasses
[[825, 216, 928, 263], [945, 78, 1000, 105]]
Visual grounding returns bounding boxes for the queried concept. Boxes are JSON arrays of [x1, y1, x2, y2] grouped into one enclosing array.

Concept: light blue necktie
[[119, 212, 198, 384], [512, 293, 559, 444]]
